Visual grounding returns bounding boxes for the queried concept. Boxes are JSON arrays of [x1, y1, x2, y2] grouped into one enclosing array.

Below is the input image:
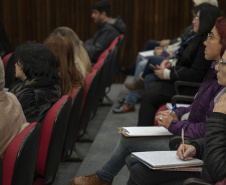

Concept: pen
[[169, 105, 176, 114], [182, 128, 185, 160]]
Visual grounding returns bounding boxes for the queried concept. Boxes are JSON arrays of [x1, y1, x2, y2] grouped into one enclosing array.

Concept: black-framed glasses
[[207, 32, 220, 41], [218, 58, 226, 71]]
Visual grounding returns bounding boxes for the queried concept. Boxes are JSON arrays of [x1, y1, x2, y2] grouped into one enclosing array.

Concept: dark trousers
[[127, 163, 201, 185], [138, 81, 175, 126]]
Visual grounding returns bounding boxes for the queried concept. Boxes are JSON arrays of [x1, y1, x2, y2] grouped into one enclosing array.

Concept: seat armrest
[[174, 81, 201, 95], [183, 178, 213, 185], [171, 95, 194, 106], [169, 136, 193, 150]]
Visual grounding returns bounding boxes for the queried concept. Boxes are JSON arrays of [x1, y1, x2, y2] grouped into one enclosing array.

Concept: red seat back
[[3, 122, 41, 185], [34, 95, 71, 183], [2, 52, 13, 68], [62, 86, 85, 159]]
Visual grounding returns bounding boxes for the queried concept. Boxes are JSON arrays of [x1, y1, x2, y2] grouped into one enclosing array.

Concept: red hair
[[44, 35, 85, 96], [215, 17, 226, 57]]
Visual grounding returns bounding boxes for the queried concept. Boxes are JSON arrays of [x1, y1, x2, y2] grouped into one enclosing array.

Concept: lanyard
[[174, 34, 197, 55]]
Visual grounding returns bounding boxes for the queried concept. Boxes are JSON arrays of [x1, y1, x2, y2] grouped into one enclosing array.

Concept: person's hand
[[160, 39, 170, 47], [154, 65, 164, 80], [155, 114, 173, 129], [160, 60, 172, 68], [154, 47, 163, 56], [213, 93, 226, 114], [157, 110, 178, 120], [80, 40, 83, 44], [177, 144, 196, 160]]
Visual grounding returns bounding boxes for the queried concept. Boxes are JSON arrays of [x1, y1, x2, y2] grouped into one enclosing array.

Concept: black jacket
[[10, 79, 61, 123], [170, 34, 211, 83], [83, 17, 126, 63], [191, 112, 226, 184]]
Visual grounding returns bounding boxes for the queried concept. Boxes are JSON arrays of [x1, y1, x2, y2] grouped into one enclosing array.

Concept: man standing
[[83, 0, 126, 64]]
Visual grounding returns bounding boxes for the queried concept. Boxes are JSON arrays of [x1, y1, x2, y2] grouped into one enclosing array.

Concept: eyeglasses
[[193, 16, 199, 21], [207, 32, 220, 41], [218, 58, 226, 71]]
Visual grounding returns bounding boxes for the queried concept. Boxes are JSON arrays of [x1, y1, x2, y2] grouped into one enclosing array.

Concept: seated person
[[82, 0, 126, 64], [50, 27, 92, 78], [120, 0, 218, 75], [114, 3, 221, 113], [9, 42, 61, 123], [138, 4, 223, 125], [70, 16, 226, 185], [43, 35, 85, 95], [0, 58, 29, 157], [127, 49, 226, 185]]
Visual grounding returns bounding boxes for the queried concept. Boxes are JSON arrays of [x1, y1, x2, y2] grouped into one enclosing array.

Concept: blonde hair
[[51, 27, 92, 78], [193, 0, 218, 7], [0, 58, 5, 90]]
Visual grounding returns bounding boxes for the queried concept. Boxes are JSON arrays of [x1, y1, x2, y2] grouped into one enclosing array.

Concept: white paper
[[166, 103, 190, 110], [132, 151, 203, 169], [138, 50, 154, 60], [121, 126, 173, 136]]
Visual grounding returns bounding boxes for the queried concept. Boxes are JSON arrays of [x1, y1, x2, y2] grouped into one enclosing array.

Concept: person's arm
[[83, 25, 119, 62], [201, 111, 226, 183], [167, 118, 206, 139]]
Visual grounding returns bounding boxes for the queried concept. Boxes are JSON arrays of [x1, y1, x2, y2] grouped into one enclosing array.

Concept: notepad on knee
[[117, 126, 173, 137], [132, 151, 203, 171]]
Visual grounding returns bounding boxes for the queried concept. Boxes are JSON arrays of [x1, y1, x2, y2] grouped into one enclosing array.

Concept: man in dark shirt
[[83, 0, 126, 64]]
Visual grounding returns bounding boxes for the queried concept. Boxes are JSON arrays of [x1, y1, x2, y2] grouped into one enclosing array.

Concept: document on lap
[[117, 126, 173, 137], [131, 151, 203, 172], [138, 50, 154, 60]]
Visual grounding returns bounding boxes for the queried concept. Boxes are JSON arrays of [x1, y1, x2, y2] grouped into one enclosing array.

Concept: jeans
[[126, 59, 147, 105], [97, 135, 172, 182], [142, 56, 165, 78], [143, 40, 160, 50]]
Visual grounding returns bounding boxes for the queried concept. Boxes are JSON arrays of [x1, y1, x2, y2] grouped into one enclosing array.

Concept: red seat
[[33, 95, 72, 185], [62, 86, 85, 159], [79, 69, 99, 137], [2, 52, 13, 69], [154, 104, 168, 126], [3, 122, 41, 185]]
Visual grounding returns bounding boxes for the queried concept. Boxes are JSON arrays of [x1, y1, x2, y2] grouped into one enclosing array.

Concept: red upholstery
[[2, 52, 13, 68], [92, 56, 105, 71], [62, 86, 85, 159], [3, 122, 41, 185], [81, 69, 98, 113], [35, 95, 71, 184], [154, 104, 168, 126]]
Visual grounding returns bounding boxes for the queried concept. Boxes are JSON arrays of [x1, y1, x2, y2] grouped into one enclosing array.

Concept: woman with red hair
[[44, 35, 85, 96]]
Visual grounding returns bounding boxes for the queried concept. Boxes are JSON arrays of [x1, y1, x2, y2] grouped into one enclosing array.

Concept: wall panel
[[0, 0, 226, 82]]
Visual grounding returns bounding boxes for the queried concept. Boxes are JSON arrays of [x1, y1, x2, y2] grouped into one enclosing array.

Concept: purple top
[[168, 62, 224, 139]]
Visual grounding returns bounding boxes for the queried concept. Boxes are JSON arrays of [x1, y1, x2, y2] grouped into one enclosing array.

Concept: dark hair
[[215, 17, 226, 57], [92, 0, 111, 17], [193, 3, 223, 35], [14, 42, 59, 81], [180, 3, 222, 66]]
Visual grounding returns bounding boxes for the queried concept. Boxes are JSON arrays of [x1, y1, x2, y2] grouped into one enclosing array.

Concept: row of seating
[[0, 34, 124, 185]]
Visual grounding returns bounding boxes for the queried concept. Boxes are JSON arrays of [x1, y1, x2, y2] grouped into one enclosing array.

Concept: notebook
[[118, 126, 173, 137], [132, 151, 203, 171]]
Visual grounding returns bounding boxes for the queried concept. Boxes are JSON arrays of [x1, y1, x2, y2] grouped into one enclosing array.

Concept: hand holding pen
[[156, 106, 177, 129], [176, 143, 196, 161]]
